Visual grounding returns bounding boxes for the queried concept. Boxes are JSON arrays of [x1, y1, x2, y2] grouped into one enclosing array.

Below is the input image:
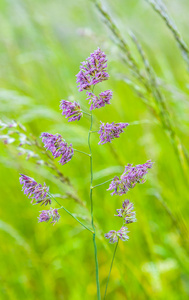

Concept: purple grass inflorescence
[[86, 90, 113, 110], [60, 100, 83, 122], [105, 227, 129, 244], [115, 199, 137, 224], [15, 47, 154, 279], [38, 208, 60, 225], [108, 160, 154, 196], [76, 48, 109, 92], [19, 174, 51, 205], [98, 122, 129, 145], [41, 132, 74, 165]]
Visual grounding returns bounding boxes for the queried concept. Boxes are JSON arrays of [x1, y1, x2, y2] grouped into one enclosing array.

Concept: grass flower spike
[[86, 90, 113, 110], [76, 47, 109, 92], [38, 208, 60, 225], [108, 160, 154, 195], [19, 174, 51, 205], [105, 227, 129, 244], [41, 132, 74, 165], [60, 100, 83, 122], [115, 199, 137, 224], [98, 122, 129, 144]]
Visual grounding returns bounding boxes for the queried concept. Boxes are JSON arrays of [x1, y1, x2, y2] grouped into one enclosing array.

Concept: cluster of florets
[[20, 174, 60, 224], [104, 199, 136, 244], [105, 160, 153, 243], [19, 174, 51, 206], [108, 160, 153, 196], [38, 208, 60, 225], [17, 48, 154, 239], [60, 100, 83, 122], [115, 200, 137, 224], [86, 90, 112, 110], [76, 47, 109, 92], [98, 122, 129, 145], [41, 132, 74, 165], [105, 227, 129, 243]]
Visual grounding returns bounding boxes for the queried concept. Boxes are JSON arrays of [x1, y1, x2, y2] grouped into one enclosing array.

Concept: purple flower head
[[117, 227, 129, 241], [76, 48, 109, 92], [108, 160, 154, 196], [86, 90, 113, 110], [60, 100, 83, 122], [41, 132, 74, 165], [98, 122, 129, 145], [105, 226, 129, 244], [115, 199, 137, 224], [38, 208, 60, 225], [19, 174, 51, 206], [104, 230, 118, 244]]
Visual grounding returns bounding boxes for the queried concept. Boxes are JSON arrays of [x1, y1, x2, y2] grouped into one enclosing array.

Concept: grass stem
[[88, 111, 101, 299], [104, 240, 119, 299]]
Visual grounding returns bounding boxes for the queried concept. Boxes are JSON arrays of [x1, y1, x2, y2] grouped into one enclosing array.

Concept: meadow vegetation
[[0, 0, 189, 299]]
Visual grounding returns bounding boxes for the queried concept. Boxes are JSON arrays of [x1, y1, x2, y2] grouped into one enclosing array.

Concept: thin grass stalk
[[146, 0, 189, 66], [92, 0, 150, 90], [49, 194, 94, 233], [104, 240, 119, 299], [92, 0, 189, 181], [88, 111, 101, 299], [130, 32, 189, 180]]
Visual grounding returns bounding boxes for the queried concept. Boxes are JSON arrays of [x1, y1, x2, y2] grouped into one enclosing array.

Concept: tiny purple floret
[[60, 100, 83, 122], [76, 48, 109, 92], [105, 227, 129, 244], [86, 90, 113, 110], [98, 122, 129, 145], [19, 174, 51, 205], [38, 208, 60, 225], [115, 199, 137, 224], [108, 160, 154, 195], [41, 132, 74, 165]]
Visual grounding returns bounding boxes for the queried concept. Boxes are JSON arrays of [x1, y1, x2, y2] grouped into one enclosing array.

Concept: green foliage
[[0, 0, 189, 299]]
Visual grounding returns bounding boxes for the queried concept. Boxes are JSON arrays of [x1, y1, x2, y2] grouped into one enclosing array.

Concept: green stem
[[92, 179, 113, 189], [73, 148, 91, 157], [49, 193, 94, 234], [88, 111, 101, 299], [104, 240, 119, 299], [90, 130, 99, 133], [82, 110, 92, 116]]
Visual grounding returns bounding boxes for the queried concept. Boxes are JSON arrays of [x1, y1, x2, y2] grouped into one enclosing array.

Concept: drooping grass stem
[[82, 110, 92, 116], [92, 178, 113, 189], [49, 193, 94, 234], [88, 110, 101, 299], [73, 148, 91, 157]]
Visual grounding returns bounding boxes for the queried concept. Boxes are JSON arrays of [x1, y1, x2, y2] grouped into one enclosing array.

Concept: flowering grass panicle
[[19, 174, 51, 205], [86, 90, 113, 110], [60, 100, 83, 122], [105, 227, 129, 244], [76, 48, 109, 92], [41, 132, 74, 165], [13, 48, 155, 299], [115, 199, 137, 224], [108, 176, 128, 196], [108, 160, 153, 195], [98, 122, 129, 144], [38, 208, 60, 225]]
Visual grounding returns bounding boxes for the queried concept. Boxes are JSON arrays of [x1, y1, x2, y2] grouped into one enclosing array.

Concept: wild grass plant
[[0, 0, 189, 299]]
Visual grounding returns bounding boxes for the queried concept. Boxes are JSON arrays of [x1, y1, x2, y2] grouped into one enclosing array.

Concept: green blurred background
[[0, 0, 189, 299]]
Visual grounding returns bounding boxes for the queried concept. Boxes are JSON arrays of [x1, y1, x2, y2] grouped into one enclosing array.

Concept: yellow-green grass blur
[[0, 0, 189, 299]]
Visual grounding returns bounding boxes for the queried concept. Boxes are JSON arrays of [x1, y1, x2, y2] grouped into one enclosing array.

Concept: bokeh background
[[0, 0, 189, 299]]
